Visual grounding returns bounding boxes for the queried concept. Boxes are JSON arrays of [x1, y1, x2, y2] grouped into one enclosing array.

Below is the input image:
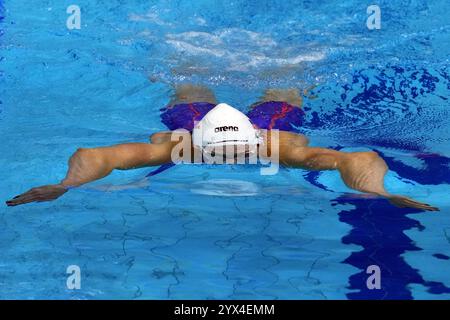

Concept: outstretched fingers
[[6, 184, 68, 207], [6, 188, 42, 206], [388, 195, 439, 211]]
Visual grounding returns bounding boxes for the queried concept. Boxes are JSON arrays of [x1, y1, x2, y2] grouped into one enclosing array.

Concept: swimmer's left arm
[[280, 146, 439, 211], [6, 142, 174, 206]]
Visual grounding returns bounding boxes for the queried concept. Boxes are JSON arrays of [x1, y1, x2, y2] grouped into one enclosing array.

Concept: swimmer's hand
[[6, 142, 174, 207], [387, 195, 439, 212], [6, 184, 68, 207]]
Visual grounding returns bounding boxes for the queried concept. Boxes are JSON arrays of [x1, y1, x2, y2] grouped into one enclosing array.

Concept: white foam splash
[[166, 28, 326, 72]]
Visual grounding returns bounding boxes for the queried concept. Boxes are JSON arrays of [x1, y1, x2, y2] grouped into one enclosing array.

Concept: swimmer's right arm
[[63, 143, 174, 186], [6, 142, 174, 206]]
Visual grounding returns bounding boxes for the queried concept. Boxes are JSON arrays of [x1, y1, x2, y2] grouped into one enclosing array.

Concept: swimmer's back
[[246, 101, 304, 133], [160, 101, 304, 133], [160, 102, 216, 131]]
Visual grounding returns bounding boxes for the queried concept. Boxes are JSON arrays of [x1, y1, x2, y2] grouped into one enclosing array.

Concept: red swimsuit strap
[[268, 102, 293, 130], [188, 103, 202, 123]]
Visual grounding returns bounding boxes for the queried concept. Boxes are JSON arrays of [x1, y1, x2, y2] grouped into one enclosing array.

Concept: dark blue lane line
[[303, 156, 450, 299], [301, 66, 450, 299], [302, 171, 332, 191], [334, 196, 450, 300], [335, 151, 450, 299], [302, 144, 450, 299], [146, 163, 175, 177], [379, 150, 450, 185], [433, 253, 450, 260]]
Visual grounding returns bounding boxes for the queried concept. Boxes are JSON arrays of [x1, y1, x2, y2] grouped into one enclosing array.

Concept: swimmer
[[6, 84, 438, 211]]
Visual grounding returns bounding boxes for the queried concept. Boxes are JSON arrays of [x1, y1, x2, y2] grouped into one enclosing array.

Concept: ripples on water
[[1, 0, 450, 300], [107, 1, 450, 148]]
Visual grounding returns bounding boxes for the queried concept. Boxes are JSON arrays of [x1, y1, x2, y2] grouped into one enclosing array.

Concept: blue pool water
[[1, 0, 449, 299]]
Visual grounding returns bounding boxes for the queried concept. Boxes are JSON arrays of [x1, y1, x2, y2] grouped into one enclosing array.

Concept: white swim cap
[[192, 103, 259, 150]]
